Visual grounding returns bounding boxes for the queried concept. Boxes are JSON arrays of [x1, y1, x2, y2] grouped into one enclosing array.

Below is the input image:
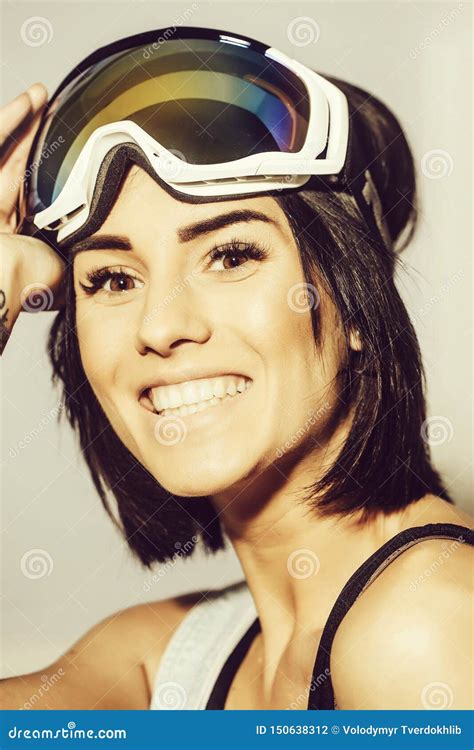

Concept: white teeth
[[158, 389, 170, 410], [213, 378, 227, 399], [167, 385, 182, 409], [227, 380, 237, 396], [198, 380, 214, 401], [149, 374, 251, 413], [236, 377, 246, 393], [181, 381, 199, 405], [156, 390, 250, 418]]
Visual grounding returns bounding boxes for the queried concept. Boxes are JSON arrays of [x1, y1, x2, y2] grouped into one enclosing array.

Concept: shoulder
[[331, 530, 473, 709], [53, 590, 207, 709]]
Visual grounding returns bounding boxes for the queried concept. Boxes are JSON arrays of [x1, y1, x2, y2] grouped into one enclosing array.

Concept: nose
[[134, 276, 211, 357]]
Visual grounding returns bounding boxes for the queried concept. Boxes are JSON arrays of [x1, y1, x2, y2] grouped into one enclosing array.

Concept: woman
[[1, 28, 472, 711]]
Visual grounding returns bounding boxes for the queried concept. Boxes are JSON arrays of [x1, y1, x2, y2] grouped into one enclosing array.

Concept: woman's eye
[[103, 273, 143, 293], [208, 242, 268, 272], [79, 268, 145, 295]]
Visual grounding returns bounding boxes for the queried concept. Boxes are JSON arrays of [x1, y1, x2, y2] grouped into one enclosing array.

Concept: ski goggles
[[18, 27, 391, 252]]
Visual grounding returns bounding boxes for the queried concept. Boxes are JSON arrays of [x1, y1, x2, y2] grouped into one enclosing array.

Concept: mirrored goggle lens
[[25, 36, 310, 215]]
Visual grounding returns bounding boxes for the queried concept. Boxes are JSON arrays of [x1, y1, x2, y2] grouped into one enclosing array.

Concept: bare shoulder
[[138, 590, 207, 694], [77, 589, 207, 708], [405, 493, 474, 530], [0, 590, 206, 710], [331, 501, 473, 709]]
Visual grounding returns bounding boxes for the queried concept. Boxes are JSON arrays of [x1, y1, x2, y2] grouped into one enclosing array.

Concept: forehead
[[100, 164, 289, 235]]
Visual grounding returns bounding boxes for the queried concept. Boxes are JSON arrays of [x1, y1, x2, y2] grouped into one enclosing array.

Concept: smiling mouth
[[140, 375, 253, 418]]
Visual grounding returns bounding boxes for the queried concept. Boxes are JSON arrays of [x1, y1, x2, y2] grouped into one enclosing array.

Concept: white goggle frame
[[32, 47, 349, 244]]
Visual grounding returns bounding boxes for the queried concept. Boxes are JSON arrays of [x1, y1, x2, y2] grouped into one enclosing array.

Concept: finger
[[0, 84, 48, 226], [0, 108, 46, 221], [0, 84, 47, 145], [0, 83, 48, 167], [25, 82, 48, 111], [0, 113, 45, 228], [0, 93, 31, 146]]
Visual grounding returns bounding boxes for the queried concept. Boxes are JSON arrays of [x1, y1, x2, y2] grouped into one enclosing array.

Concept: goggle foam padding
[[58, 142, 304, 252]]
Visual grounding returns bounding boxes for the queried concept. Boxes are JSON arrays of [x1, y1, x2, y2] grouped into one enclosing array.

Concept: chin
[[144, 452, 259, 499]]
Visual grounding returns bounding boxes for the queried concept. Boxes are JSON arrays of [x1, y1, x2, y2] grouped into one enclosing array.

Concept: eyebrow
[[69, 209, 278, 256]]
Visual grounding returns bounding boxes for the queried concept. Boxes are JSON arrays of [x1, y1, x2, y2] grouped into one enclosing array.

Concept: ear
[[349, 328, 363, 352]]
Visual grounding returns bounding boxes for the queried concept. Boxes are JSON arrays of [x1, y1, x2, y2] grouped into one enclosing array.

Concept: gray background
[[1, 0, 472, 674]]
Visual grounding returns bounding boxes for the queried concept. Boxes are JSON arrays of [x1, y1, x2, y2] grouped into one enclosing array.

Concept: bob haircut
[[47, 75, 452, 568]]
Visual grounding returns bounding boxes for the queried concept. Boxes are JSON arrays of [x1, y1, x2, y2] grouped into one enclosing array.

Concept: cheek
[[76, 306, 146, 458], [242, 268, 318, 381], [246, 274, 343, 449], [75, 303, 133, 404]]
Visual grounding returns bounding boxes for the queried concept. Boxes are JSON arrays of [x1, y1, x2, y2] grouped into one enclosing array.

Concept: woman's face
[[73, 165, 347, 499]]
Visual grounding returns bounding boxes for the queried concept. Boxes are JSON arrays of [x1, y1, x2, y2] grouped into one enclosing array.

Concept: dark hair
[[47, 77, 453, 568]]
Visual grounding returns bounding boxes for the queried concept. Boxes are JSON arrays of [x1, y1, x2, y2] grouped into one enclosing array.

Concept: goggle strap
[[340, 111, 393, 253]]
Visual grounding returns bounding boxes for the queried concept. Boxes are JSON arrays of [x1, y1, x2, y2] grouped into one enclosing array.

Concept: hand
[[0, 83, 65, 355]]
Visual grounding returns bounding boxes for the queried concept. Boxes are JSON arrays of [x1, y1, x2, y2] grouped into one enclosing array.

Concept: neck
[[211, 429, 414, 686]]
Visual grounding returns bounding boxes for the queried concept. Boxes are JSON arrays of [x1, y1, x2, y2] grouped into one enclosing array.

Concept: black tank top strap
[[309, 522, 474, 710]]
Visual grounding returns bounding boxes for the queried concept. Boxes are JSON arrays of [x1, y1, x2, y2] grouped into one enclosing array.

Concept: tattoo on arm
[[0, 289, 11, 355]]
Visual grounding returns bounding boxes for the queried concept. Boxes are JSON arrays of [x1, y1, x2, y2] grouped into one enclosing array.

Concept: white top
[[150, 580, 257, 710]]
